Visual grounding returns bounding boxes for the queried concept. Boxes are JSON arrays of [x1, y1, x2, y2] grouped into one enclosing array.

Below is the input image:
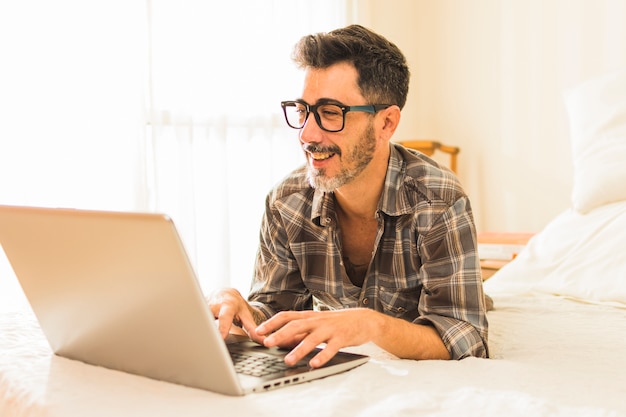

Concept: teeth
[[311, 152, 334, 161]]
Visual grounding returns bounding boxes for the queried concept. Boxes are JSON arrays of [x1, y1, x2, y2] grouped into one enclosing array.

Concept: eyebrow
[[297, 97, 346, 107]]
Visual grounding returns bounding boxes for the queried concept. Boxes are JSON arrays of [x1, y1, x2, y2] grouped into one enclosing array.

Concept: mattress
[[2, 290, 625, 417]]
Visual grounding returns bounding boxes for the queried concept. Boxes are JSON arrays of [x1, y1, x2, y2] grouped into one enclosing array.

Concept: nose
[[299, 112, 324, 144]]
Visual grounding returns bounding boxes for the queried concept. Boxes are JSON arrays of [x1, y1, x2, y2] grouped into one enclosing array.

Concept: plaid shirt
[[248, 143, 488, 359]]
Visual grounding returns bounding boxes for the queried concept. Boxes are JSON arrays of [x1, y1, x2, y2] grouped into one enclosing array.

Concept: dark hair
[[292, 24, 410, 109]]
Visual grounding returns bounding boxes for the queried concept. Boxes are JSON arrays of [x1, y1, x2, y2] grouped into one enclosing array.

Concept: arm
[[247, 191, 313, 316], [257, 308, 449, 367], [209, 190, 312, 339], [258, 195, 488, 366], [416, 195, 489, 359]]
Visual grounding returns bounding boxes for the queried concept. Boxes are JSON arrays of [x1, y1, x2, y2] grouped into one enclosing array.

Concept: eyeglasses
[[281, 100, 392, 133]]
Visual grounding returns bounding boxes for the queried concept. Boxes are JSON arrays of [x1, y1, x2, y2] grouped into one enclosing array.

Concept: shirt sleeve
[[247, 194, 313, 319], [415, 195, 489, 359]]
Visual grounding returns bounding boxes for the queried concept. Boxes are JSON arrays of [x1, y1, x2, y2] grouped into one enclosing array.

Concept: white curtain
[[0, 1, 347, 299], [0, 0, 147, 310], [145, 1, 348, 294], [0, 1, 146, 211]]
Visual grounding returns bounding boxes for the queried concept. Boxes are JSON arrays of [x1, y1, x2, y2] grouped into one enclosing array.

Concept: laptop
[[0, 204, 368, 396]]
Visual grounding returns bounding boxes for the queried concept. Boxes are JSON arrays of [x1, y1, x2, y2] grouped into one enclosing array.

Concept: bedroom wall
[[351, 0, 626, 233]]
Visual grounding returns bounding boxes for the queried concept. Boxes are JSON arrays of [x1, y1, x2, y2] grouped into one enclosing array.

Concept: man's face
[[298, 62, 379, 192]]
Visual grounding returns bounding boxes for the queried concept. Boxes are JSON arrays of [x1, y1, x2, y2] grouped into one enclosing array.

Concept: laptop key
[[229, 349, 307, 377]]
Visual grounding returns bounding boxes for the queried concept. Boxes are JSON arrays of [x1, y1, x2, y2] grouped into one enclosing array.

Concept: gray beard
[[306, 123, 376, 192], [307, 167, 345, 192]]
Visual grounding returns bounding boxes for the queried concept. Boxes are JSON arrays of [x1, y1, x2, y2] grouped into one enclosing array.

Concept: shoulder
[[391, 143, 466, 206], [266, 164, 315, 211]]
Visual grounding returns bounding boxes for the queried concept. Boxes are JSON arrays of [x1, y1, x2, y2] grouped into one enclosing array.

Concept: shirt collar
[[377, 143, 408, 216], [310, 143, 413, 226]]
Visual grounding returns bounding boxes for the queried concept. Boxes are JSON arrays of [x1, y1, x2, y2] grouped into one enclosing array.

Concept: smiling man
[[209, 25, 488, 367]]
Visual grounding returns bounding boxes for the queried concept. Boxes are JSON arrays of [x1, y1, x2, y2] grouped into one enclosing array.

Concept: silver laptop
[[0, 205, 368, 396]]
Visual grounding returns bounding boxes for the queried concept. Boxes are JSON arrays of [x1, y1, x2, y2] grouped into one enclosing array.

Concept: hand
[[255, 308, 378, 368], [207, 288, 266, 343]]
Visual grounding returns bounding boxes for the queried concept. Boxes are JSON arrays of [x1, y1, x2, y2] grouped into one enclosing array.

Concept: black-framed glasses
[[281, 100, 392, 133]]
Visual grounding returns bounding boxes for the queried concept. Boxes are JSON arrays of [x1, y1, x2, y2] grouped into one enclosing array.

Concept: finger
[[237, 309, 266, 343], [255, 313, 288, 336], [308, 343, 340, 368], [284, 335, 337, 367], [256, 310, 311, 336], [261, 315, 310, 347], [282, 330, 328, 366], [207, 299, 221, 319], [264, 331, 307, 351], [216, 304, 237, 339]]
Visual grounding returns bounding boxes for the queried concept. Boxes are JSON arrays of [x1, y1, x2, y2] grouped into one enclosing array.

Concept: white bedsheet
[[2, 291, 625, 417], [6, 69, 626, 416]]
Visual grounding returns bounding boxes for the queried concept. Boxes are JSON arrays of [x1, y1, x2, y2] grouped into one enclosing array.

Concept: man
[[209, 24, 488, 368]]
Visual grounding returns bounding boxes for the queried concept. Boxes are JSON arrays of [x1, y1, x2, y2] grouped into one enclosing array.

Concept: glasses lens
[[316, 104, 344, 132], [284, 102, 308, 129]]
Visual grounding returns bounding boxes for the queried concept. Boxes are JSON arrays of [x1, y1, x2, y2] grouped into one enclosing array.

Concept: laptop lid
[[0, 205, 368, 395]]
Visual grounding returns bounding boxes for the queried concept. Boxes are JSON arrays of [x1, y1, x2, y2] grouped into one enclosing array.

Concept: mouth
[[303, 144, 340, 163], [310, 151, 336, 161]]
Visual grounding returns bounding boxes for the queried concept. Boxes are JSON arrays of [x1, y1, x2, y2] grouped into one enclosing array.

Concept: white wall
[[351, 0, 626, 233]]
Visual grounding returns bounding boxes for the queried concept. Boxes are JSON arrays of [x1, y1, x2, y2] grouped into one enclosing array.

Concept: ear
[[378, 105, 401, 141]]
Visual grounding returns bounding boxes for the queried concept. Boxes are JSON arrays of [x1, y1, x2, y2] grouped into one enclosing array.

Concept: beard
[[306, 122, 377, 192]]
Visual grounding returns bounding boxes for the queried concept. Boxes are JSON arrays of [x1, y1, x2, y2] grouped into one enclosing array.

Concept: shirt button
[[362, 298, 369, 305]]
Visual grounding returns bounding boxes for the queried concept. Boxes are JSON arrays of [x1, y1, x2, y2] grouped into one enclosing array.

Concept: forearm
[[367, 309, 451, 360], [256, 307, 451, 367], [415, 197, 488, 359]]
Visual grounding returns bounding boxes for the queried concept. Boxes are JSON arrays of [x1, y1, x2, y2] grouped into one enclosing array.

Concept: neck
[[334, 146, 389, 219]]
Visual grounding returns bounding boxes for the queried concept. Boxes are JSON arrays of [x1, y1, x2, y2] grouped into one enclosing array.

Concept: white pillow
[[484, 201, 626, 306], [565, 69, 626, 213], [485, 71, 626, 306]]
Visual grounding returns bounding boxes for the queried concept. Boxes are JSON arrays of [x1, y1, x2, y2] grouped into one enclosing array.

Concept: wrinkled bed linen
[[2, 294, 625, 417]]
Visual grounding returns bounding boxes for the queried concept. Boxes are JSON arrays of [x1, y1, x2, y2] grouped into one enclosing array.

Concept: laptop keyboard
[[229, 346, 308, 377]]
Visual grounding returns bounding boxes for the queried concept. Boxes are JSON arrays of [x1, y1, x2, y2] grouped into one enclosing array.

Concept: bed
[[2, 70, 626, 417]]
